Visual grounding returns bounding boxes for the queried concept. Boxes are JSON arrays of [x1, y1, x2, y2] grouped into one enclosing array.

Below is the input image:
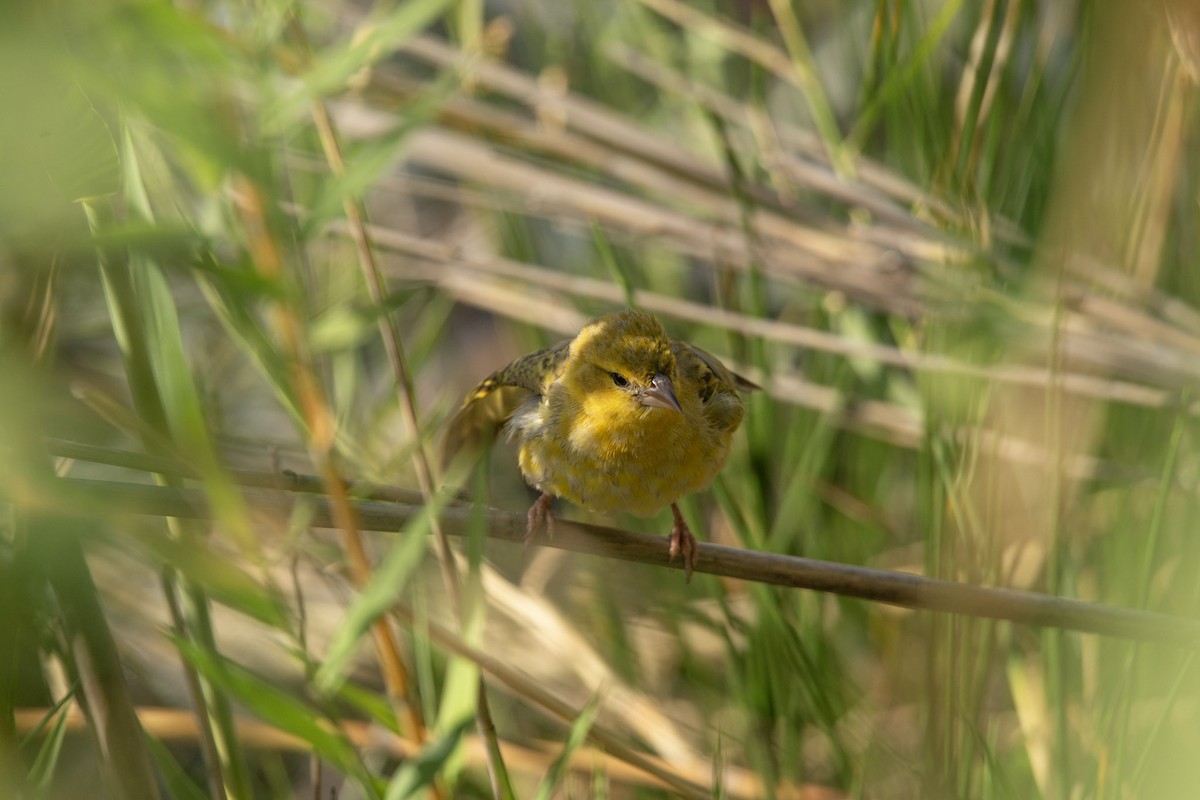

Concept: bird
[[444, 310, 757, 579]]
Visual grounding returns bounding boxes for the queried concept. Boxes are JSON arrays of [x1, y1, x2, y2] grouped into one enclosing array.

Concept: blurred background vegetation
[[2, 0, 1200, 797]]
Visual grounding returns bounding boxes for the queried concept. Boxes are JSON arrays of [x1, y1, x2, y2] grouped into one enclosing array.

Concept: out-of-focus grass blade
[[533, 692, 602, 800], [69, 3, 249, 186], [426, 466, 498, 792], [43, 94, 120, 205], [311, 293, 413, 353], [0, 9, 119, 234], [313, 305, 384, 354], [1131, 651, 1198, 793], [337, 680, 402, 731], [767, 403, 841, 554], [24, 701, 71, 795], [266, 0, 455, 130], [88, 222, 209, 267], [176, 637, 380, 798], [453, 0, 484, 52], [592, 223, 637, 309], [29, 513, 163, 800], [129, 529, 288, 627], [400, 291, 457, 378], [383, 716, 473, 800], [845, 0, 965, 154], [120, 129, 259, 553], [712, 731, 725, 800], [303, 70, 460, 235], [196, 268, 306, 430], [429, 633, 480, 788], [144, 736, 210, 800], [434, 647, 479, 736], [765, 0, 842, 163], [314, 492, 449, 693], [131, 251, 259, 549]]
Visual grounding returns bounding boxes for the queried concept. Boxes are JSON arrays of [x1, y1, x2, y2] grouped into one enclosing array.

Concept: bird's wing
[[673, 341, 758, 435], [464, 340, 571, 400], [441, 340, 570, 468], [672, 341, 759, 402]]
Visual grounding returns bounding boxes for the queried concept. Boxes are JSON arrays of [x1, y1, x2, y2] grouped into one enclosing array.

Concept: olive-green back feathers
[[675, 341, 760, 402], [440, 341, 569, 469]]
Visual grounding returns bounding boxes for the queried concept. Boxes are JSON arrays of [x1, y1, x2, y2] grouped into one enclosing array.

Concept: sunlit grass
[[2, 1, 1200, 798]]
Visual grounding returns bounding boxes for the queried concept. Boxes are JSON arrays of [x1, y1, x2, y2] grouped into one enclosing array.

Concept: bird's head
[[564, 311, 684, 421]]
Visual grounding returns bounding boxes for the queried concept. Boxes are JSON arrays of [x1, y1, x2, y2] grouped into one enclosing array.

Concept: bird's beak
[[639, 373, 683, 413]]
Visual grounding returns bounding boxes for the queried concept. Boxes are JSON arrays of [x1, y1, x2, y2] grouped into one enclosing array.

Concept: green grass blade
[[533, 692, 602, 800], [144, 736, 211, 800], [24, 701, 71, 795], [383, 716, 473, 800], [314, 494, 446, 693], [176, 637, 380, 799], [266, 0, 455, 130]]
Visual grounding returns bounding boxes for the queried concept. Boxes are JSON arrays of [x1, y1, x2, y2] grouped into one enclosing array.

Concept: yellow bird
[[445, 310, 757, 579]]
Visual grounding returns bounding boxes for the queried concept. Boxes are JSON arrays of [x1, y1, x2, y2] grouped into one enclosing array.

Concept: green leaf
[[103, 130, 259, 558], [592, 223, 637, 309], [383, 716, 473, 800], [310, 293, 410, 353], [195, 268, 305, 431], [314, 494, 449, 693], [144, 736, 210, 800], [24, 699, 72, 794], [302, 68, 460, 236], [176, 637, 380, 799], [265, 0, 456, 130], [533, 692, 602, 800], [430, 655, 477, 784], [338, 679, 403, 731], [131, 263, 255, 549], [130, 528, 288, 627], [0, 10, 119, 234]]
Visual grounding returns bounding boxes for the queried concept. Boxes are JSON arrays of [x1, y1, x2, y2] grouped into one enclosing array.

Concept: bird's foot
[[668, 503, 698, 582], [525, 492, 555, 549]]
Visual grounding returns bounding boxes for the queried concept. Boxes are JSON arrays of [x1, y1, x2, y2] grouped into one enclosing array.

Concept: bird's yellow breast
[[509, 378, 736, 518], [450, 310, 752, 522]]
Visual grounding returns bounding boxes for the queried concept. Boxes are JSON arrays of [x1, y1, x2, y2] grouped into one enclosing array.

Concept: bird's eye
[[609, 372, 629, 387]]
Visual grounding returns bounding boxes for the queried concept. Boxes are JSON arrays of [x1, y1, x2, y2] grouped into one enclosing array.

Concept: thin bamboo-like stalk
[[37, 515, 162, 800], [230, 174, 429, 749], [87, 199, 238, 800], [283, 12, 510, 795], [42, 438, 706, 770], [603, 41, 974, 237], [39, 477, 1200, 645], [12, 706, 826, 800], [346, 219, 1200, 417], [368, 36, 1200, 370]]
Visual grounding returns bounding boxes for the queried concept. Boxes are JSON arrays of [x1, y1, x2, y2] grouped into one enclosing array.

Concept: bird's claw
[[669, 503, 698, 582], [525, 492, 555, 550]]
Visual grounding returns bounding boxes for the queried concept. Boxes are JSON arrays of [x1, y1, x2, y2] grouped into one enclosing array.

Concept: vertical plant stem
[[765, 0, 843, 165], [0, 526, 30, 797], [38, 515, 161, 800], [159, 570, 228, 800], [232, 173, 429, 744], [86, 199, 244, 800], [284, 12, 513, 797], [1044, 293, 1070, 800], [1105, 404, 1188, 797]]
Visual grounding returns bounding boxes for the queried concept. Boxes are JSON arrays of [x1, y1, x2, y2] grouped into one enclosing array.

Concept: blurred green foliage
[[2, 1, 1200, 798]]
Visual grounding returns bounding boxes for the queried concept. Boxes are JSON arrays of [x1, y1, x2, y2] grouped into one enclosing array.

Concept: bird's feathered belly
[[508, 399, 730, 518]]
